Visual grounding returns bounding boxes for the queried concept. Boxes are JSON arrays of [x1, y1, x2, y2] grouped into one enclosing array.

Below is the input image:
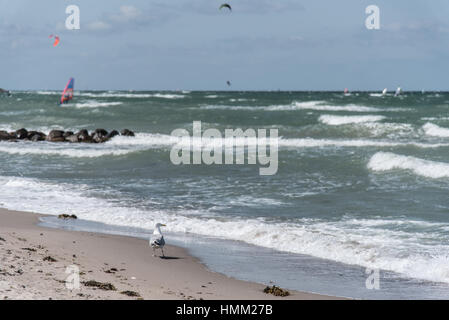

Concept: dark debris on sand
[[43, 256, 57, 262], [58, 214, 78, 220], [83, 280, 117, 291], [120, 290, 141, 297], [104, 268, 118, 274], [263, 285, 290, 297]]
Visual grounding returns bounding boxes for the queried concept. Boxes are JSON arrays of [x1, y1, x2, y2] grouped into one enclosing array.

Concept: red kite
[[49, 35, 60, 47]]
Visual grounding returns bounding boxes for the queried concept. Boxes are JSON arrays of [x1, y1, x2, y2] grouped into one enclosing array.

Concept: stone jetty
[[0, 128, 135, 143]]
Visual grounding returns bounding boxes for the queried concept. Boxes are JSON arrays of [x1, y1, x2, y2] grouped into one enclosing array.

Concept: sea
[[2, 90, 449, 299]]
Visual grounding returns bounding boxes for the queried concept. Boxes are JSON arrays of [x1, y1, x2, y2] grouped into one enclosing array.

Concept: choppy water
[[2, 90, 449, 298]]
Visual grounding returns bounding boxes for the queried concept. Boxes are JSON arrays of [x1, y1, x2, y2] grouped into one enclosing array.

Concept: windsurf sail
[[60, 78, 74, 104], [382, 88, 388, 95]]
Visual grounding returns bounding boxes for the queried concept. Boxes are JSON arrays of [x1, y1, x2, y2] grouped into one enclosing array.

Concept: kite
[[49, 35, 60, 47], [220, 4, 232, 11], [227, 81, 231, 86]]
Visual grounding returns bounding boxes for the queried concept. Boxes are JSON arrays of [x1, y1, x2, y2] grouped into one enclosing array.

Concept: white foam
[[0, 143, 140, 158], [284, 101, 383, 112], [281, 138, 448, 149], [319, 115, 385, 125], [72, 92, 185, 99], [149, 93, 185, 99], [229, 98, 256, 102], [78, 92, 153, 98], [422, 123, 449, 138], [70, 101, 123, 108], [368, 152, 449, 179], [0, 133, 446, 160], [421, 117, 449, 121], [202, 101, 407, 113], [33, 91, 185, 99], [359, 122, 417, 139], [36, 91, 59, 95], [107, 133, 449, 150]]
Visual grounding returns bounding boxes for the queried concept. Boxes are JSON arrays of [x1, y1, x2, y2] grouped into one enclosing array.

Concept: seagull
[[150, 223, 166, 257]]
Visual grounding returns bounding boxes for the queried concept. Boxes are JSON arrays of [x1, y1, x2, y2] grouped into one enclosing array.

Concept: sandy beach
[[0, 208, 339, 300]]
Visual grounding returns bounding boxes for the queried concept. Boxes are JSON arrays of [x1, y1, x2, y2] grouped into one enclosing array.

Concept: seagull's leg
[[152, 247, 156, 257], [161, 248, 165, 258]]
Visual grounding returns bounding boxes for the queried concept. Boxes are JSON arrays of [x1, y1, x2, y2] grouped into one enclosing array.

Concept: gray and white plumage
[[150, 223, 166, 257]]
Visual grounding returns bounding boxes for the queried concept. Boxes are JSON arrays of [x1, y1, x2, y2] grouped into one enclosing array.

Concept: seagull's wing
[[159, 236, 165, 248], [150, 235, 165, 248]]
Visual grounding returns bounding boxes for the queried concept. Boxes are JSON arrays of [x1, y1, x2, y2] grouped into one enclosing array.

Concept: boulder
[[46, 130, 65, 142], [106, 130, 119, 139], [15, 128, 28, 140], [121, 129, 135, 137], [51, 137, 66, 142], [76, 129, 89, 137], [92, 129, 109, 143], [65, 135, 79, 143], [0, 131, 13, 141], [1, 128, 135, 143], [80, 136, 93, 143], [30, 134, 43, 142], [76, 129, 93, 143], [94, 129, 108, 137], [27, 131, 46, 141], [92, 135, 108, 143], [63, 131, 74, 138]]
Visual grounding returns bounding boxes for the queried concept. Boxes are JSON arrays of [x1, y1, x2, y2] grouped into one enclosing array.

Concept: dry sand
[[0, 208, 341, 300]]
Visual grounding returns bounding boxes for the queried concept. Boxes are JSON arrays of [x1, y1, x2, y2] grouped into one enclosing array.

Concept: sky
[[1, 0, 449, 91]]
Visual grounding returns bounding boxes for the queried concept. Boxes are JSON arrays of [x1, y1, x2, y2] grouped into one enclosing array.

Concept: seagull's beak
[[161, 224, 167, 227]]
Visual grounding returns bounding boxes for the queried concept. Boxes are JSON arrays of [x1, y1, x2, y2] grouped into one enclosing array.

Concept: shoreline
[[0, 208, 341, 300]]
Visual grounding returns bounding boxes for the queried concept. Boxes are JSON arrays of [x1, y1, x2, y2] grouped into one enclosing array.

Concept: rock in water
[[15, 128, 28, 140], [94, 129, 108, 137], [46, 130, 65, 142], [27, 131, 46, 141], [0, 131, 13, 141], [30, 134, 41, 142], [92, 128, 109, 143], [106, 130, 119, 139], [121, 129, 135, 137], [2, 128, 136, 143], [65, 135, 79, 143], [76, 129, 93, 143]]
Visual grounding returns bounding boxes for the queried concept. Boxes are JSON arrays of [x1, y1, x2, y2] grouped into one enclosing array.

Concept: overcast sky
[[1, 0, 449, 91]]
